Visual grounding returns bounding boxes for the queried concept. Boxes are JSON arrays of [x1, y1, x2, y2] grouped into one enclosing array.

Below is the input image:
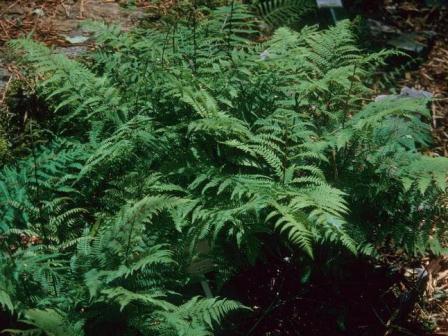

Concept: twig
[[60, 0, 71, 18], [78, 0, 85, 19], [436, 269, 448, 283], [435, 302, 448, 315], [372, 306, 419, 336], [0, 20, 10, 39], [0, 76, 12, 105], [192, 0, 197, 72], [432, 103, 437, 129], [0, 0, 20, 19], [247, 296, 279, 335], [247, 278, 285, 335]]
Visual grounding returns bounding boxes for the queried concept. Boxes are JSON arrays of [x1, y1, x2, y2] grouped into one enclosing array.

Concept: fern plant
[[1, 5, 447, 335]]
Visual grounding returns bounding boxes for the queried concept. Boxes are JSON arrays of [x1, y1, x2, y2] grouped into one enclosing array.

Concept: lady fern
[[1, 7, 447, 335]]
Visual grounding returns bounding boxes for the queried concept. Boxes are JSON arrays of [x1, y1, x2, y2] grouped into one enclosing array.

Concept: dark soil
[[220, 244, 429, 336]]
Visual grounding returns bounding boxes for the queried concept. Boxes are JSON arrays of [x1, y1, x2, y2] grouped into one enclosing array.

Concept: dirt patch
[[220, 246, 433, 336], [0, 0, 146, 46], [0, 0, 150, 95]]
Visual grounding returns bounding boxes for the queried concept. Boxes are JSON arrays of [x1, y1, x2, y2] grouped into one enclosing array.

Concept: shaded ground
[[218, 241, 443, 336], [0, 0, 147, 44], [222, 253, 403, 335], [0, 0, 151, 95]]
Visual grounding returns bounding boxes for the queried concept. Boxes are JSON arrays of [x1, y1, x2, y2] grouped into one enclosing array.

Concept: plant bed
[[0, 2, 447, 336]]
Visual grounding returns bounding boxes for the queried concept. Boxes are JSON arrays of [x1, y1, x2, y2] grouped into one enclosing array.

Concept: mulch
[[0, 0, 155, 47], [0, 0, 157, 104]]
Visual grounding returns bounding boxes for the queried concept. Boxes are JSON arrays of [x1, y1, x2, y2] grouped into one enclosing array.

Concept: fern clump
[[0, 6, 447, 335]]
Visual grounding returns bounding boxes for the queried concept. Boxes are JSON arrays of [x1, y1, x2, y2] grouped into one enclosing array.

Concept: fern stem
[[226, 0, 235, 58], [341, 63, 357, 128], [200, 279, 213, 298], [281, 115, 290, 184], [192, 0, 197, 72], [161, 28, 171, 68], [29, 120, 48, 246], [332, 148, 338, 181], [124, 222, 134, 265], [134, 57, 152, 115], [51, 273, 58, 297], [172, 21, 177, 55], [337, 63, 358, 179]]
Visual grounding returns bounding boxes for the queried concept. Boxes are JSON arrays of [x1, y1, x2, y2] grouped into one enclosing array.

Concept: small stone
[[374, 87, 433, 102], [32, 8, 45, 17], [374, 94, 397, 102], [400, 86, 433, 99], [260, 50, 270, 61], [367, 19, 401, 36], [387, 33, 427, 54], [63, 35, 90, 44]]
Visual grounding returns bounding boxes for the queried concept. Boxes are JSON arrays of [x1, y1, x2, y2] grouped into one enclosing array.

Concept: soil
[[221, 251, 408, 336], [0, 0, 151, 95], [0, 0, 146, 44]]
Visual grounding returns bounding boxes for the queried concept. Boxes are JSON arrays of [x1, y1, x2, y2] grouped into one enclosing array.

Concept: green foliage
[[0, 5, 447, 335], [4, 309, 84, 336], [155, 296, 246, 335], [253, 0, 316, 28], [0, 128, 8, 161]]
